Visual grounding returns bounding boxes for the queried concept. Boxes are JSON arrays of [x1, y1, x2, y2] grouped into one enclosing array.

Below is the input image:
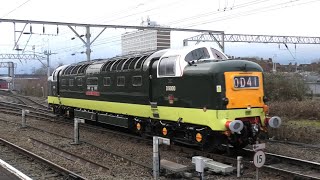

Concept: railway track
[[167, 144, 320, 179], [0, 101, 146, 141], [14, 95, 48, 109], [0, 138, 86, 180], [0, 91, 48, 109], [263, 151, 320, 179], [267, 139, 320, 150], [0, 115, 153, 171], [0, 101, 54, 118], [0, 100, 319, 179]]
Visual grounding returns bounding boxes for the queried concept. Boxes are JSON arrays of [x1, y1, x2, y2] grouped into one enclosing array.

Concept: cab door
[[148, 58, 160, 118], [149, 58, 159, 102], [49, 70, 59, 97]]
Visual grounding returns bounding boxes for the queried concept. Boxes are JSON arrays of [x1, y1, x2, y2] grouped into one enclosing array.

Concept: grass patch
[[268, 100, 320, 120], [287, 119, 320, 128], [267, 100, 320, 143]]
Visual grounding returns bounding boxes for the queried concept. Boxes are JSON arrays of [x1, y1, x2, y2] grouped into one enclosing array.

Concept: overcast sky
[[0, 0, 320, 74]]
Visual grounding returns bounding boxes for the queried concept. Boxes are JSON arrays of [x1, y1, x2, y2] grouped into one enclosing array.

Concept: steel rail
[[0, 138, 87, 180], [243, 148, 320, 179], [1, 98, 319, 179], [0, 115, 152, 170]]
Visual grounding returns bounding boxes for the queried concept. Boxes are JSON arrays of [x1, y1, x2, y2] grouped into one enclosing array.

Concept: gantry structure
[[183, 33, 320, 52]]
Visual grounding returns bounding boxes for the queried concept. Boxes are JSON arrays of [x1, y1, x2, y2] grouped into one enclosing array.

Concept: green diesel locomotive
[[48, 45, 281, 149]]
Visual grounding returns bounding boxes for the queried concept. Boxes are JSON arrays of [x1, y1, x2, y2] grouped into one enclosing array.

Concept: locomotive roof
[[183, 60, 263, 76], [161, 44, 226, 58], [57, 45, 229, 76], [60, 50, 158, 76]]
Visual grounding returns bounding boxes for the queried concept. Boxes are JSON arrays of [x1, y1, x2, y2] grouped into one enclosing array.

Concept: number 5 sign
[[253, 150, 266, 168]]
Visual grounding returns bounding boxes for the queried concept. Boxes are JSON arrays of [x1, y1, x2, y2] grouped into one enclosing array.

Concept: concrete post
[[153, 136, 160, 180], [153, 136, 170, 180], [237, 156, 243, 178], [21, 109, 29, 128], [194, 156, 205, 180], [73, 118, 85, 145]]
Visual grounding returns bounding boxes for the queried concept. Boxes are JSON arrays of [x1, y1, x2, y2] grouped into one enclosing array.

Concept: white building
[[121, 19, 171, 54]]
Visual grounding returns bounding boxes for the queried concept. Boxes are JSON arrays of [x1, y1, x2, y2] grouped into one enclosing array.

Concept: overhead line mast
[[183, 32, 320, 52]]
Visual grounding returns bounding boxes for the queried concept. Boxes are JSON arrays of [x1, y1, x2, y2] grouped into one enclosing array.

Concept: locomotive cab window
[[103, 77, 111, 86], [185, 47, 210, 61], [117, 76, 125, 86], [211, 48, 227, 60], [132, 76, 142, 86], [158, 56, 177, 76]]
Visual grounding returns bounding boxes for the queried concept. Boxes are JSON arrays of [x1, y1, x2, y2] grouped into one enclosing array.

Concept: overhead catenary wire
[[1, 0, 32, 18], [52, 0, 293, 55], [54, 0, 317, 52], [181, 0, 319, 28], [13, 0, 250, 55], [54, 0, 265, 54], [22, 0, 185, 55], [8, 0, 319, 66], [167, 0, 272, 25]]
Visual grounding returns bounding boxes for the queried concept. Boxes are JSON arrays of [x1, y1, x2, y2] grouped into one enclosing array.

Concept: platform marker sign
[[253, 150, 265, 168]]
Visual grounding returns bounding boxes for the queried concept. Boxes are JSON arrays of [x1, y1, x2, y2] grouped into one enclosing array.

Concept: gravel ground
[[0, 94, 47, 106], [0, 95, 19, 103], [265, 142, 320, 163], [0, 115, 149, 179], [1, 94, 318, 179], [0, 110, 316, 179], [0, 102, 320, 179]]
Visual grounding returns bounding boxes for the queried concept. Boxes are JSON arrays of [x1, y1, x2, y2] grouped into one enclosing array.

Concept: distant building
[[231, 56, 273, 72], [13, 74, 47, 97], [121, 18, 170, 54]]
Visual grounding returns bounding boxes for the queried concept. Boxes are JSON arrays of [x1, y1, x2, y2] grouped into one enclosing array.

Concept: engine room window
[[61, 79, 67, 86], [159, 56, 177, 76], [69, 79, 74, 86], [117, 76, 125, 86], [185, 48, 210, 61], [103, 77, 111, 86], [132, 76, 142, 86], [87, 77, 98, 85], [77, 78, 83, 86]]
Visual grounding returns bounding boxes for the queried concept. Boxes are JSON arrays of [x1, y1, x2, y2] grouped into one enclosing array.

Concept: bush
[[264, 73, 308, 101], [269, 100, 320, 120]]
